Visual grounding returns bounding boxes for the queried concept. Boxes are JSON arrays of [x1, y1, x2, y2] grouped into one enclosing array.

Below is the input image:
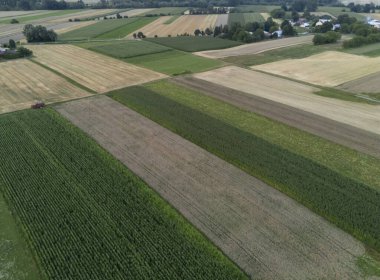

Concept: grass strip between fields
[[29, 59, 96, 94], [0, 108, 247, 280], [108, 81, 380, 253]]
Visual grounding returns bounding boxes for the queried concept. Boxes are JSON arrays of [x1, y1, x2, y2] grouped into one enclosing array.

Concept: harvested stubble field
[[0, 59, 90, 114], [195, 66, 380, 135], [28, 44, 166, 93], [173, 76, 380, 158], [253, 51, 380, 87], [56, 94, 368, 280], [131, 15, 218, 37], [0, 109, 245, 280], [194, 35, 313, 58]]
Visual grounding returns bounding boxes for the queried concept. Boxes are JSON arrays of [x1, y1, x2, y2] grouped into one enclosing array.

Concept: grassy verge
[[124, 50, 223, 75], [0, 108, 247, 280], [315, 87, 379, 104], [0, 194, 43, 280], [108, 81, 380, 252], [146, 36, 242, 52]]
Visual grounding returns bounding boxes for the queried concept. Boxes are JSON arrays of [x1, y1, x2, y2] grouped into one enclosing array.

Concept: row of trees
[[0, 0, 85, 10]]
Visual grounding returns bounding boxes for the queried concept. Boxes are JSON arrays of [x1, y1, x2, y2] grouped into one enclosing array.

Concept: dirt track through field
[[28, 44, 166, 93], [194, 66, 380, 135], [253, 51, 380, 87], [0, 59, 90, 114], [56, 95, 366, 280], [194, 36, 313, 58], [130, 15, 218, 37], [172, 76, 380, 158]]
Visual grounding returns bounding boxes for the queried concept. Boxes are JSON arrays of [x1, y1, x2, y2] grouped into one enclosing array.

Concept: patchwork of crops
[[0, 109, 247, 280], [108, 81, 380, 251], [132, 15, 218, 38], [227, 12, 264, 25], [28, 44, 166, 93], [58, 18, 143, 41], [125, 50, 222, 75], [146, 36, 241, 52], [77, 40, 171, 58]]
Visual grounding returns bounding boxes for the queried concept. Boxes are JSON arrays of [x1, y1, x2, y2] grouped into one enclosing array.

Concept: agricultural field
[[195, 66, 380, 135], [173, 76, 380, 158], [103, 81, 380, 254], [0, 9, 82, 24], [0, 108, 246, 280], [253, 51, 380, 87], [222, 42, 341, 66], [145, 36, 242, 52], [58, 18, 146, 41], [317, 6, 366, 20], [232, 5, 280, 12], [141, 7, 188, 15], [338, 72, 380, 97], [131, 15, 218, 37], [76, 39, 171, 58], [227, 12, 264, 25], [28, 44, 166, 93], [195, 35, 313, 58], [125, 49, 223, 75], [56, 94, 371, 280], [0, 10, 47, 19], [0, 59, 90, 114]]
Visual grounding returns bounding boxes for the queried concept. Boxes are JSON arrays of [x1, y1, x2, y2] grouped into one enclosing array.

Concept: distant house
[[368, 19, 380, 28], [272, 30, 283, 38], [315, 19, 331, 26], [332, 24, 341, 31], [0, 47, 9, 54]]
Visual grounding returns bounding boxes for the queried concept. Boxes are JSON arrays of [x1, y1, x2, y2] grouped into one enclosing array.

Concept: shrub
[[10, 18, 19, 24], [313, 31, 341, 45]]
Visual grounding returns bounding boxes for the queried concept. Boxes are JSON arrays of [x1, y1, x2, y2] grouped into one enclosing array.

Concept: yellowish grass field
[[252, 51, 380, 87], [28, 44, 167, 93], [131, 15, 218, 37], [194, 66, 380, 135], [0, 59, 90, 114]]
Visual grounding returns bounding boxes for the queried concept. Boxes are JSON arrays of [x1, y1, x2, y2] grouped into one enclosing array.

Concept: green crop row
[[146, 36, 242, 52], [0, 109, 247, 280], [108, 84, 380, 251]]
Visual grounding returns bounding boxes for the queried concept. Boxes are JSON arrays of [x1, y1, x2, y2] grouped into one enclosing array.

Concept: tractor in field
[[31, 101, 45, 109]]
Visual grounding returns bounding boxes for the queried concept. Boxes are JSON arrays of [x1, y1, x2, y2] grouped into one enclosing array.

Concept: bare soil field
[[194, 66, 380, 135], [28, 44, 166, 93], [38, 9, 119, 24], [194, 36, 313, 58], [0, 10, 45, 19], [253, 51, 380, 87], [55, 95, 367, 280], [172, 76, 380, 158], [53, 20, 97, 34], [130, 15, 218, 37], [338, 71, 380, 94], [0, 59, 90, 114], [215, 13, 229, 26], [119, 8, 155, 17]]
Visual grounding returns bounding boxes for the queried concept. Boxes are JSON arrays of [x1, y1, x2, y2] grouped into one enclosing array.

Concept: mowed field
[[253, 51, 380, 87], [195, 35, 313, 58], [194, 66, 380, 135], [28, 44, 166, 93], [56, 95, 367, 280], [0, 59, 90, 114], [131, 15, 218, 37]]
